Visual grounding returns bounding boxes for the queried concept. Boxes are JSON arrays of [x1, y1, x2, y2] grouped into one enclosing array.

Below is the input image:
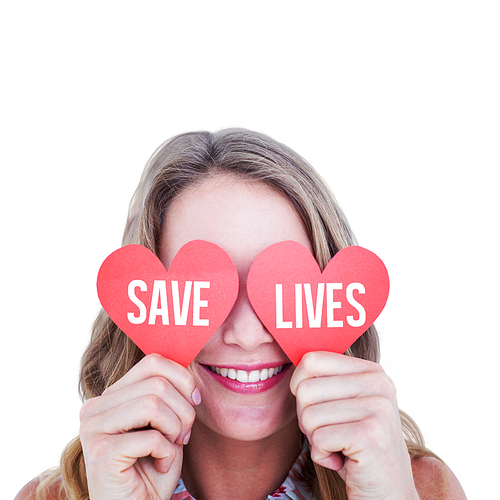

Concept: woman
[[16, 129, 466, 500]]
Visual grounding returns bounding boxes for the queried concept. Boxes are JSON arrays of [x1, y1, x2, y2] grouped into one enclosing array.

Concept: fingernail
[[191, 388, 201, 405], [183, 430, 192, 445]]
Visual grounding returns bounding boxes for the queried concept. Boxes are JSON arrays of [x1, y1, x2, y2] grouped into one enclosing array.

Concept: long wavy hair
[[37, 128, 436, 500]]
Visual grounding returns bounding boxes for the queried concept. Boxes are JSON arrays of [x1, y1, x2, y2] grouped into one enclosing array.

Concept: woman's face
[[160, 175, 312, 441]]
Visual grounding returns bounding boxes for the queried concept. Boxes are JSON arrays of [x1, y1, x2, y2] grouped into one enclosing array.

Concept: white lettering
[[148, 280, 169, 325], [171, 280, 192, 326], [273, 281, 368, 329], [326, 283, 343, 327], [276, 284, 292, 328], [193, 281, 210, 326], [127, 280, 147, 324], [295, 283, 303, 328], [346, 282, 366, 327], [304, 283, 325, 328]]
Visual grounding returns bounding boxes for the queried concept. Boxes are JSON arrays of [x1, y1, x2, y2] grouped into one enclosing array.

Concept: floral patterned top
[[171, 442, 318, 500]]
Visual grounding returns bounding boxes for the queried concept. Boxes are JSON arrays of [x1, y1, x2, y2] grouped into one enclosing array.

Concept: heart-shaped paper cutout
[[97, 240, 239, 367], [247, 241, 389, 365]]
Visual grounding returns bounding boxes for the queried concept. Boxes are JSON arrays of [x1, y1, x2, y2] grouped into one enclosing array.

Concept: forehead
[[159, 175, 312, 269]]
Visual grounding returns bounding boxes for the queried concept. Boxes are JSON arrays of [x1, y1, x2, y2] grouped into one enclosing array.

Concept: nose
[[221, 284, 275, 351]]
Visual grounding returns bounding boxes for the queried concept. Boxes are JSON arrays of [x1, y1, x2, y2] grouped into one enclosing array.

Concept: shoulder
[[411, 456, 467, 499], [14, 474, 67, 500]]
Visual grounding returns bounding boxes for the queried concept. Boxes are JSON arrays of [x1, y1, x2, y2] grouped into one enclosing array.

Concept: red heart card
[[247, 241, 389, 365], [97, 240, 239, 367]]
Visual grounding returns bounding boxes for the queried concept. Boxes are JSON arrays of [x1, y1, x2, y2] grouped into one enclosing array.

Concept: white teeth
[[209, 365, 284, 383]]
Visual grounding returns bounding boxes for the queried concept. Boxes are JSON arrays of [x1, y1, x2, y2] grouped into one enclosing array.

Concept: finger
[[85, 428, 178, 475], [298, 396, 396, 437], [291, 351, 387, 397], [82, 376, 196, 441], [290, 351, 384, 395], [308, 411, 402, 468], [308, 422, 361, 465], [121, 430, 178, 474], [104, 353, 199, 406], [88, 377, 196, 444], [81, 394, 185, 444], [311, 450, 346, 472], [295, 370, 397, 416]]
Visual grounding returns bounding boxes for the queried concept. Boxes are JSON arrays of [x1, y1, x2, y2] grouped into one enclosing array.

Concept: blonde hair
[[38, 128, 435, 500]]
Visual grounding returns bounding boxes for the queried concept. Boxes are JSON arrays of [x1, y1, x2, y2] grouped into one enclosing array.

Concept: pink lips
[[202, 363, 292, 394]]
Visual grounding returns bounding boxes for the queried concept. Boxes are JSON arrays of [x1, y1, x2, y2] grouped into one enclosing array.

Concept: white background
[[2, 2, 498, 499]]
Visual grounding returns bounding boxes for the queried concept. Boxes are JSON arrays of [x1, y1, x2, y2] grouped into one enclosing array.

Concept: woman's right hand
[[79, 353, 200, 500]]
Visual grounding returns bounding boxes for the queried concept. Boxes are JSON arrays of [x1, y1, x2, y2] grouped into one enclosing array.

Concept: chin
[[194, 393, 298, 442]]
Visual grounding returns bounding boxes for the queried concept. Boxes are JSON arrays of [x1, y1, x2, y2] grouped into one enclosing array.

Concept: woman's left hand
[[290, 351, 419, 500]]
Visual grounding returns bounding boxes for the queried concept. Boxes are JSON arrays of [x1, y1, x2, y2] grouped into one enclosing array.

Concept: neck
[[182, 418, 303, 500]]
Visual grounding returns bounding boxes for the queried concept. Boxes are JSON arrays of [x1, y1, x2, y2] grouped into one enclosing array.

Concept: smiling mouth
[[207, 365, 287, 383]]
